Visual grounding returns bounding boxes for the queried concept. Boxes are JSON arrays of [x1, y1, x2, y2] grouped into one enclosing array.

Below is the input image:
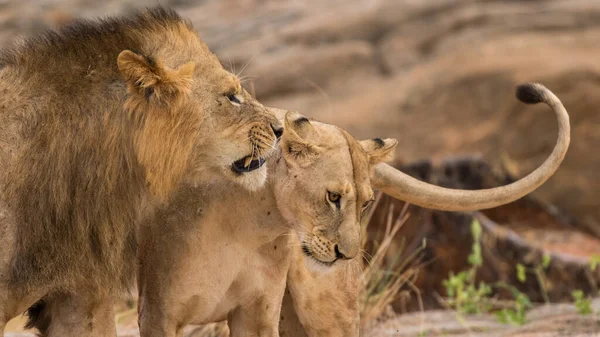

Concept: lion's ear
[[359, 138, 398, 165], [117, 50, 195, 106], [281, 112, 321, 167]]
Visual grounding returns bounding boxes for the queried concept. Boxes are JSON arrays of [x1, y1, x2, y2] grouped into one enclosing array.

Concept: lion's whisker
[[255, 138, 277, 151]]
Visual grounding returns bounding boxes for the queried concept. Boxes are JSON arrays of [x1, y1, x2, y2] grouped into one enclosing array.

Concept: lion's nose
[[271, 124, 283, 140], [334, 244, 352, 260]]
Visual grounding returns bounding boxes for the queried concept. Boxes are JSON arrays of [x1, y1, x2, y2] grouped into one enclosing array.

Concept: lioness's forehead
[[341, 128, 372, 199], [311, 123, 372, 199], [311, 122, 348, 148]]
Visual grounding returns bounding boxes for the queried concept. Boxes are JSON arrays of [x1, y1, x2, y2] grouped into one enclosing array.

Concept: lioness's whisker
[[238, 75, 259, 83], [236, 54, 258, 78]]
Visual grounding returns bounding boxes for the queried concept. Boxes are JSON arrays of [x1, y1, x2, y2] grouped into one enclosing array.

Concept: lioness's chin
[[301, 243, 338, 271], [303, 255, 337, 274]]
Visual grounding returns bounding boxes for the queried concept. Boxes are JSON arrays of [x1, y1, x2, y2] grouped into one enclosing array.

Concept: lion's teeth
[[244, 157, 253, 168]]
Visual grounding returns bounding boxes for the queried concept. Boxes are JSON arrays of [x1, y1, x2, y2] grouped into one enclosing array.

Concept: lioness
[[0, 7, 282, 336], [138, 82, 569, 337], [137, 111, 390, 337]]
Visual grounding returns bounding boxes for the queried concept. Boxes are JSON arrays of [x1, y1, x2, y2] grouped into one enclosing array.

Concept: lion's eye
[[327, 191, 341, 208], [226, 93, 243, 106]]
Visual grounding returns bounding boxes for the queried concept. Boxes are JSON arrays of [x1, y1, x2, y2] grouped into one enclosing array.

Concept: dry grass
[[359, 194, 425, 329]]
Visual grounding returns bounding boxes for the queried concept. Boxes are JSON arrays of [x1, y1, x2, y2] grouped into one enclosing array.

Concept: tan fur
[[137, 112, 397, 337], [0, 7, 281, 336]]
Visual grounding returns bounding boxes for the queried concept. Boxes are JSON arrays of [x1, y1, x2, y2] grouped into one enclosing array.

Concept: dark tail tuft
[[25, 300, 51, 336], [516, 83, 545, 104]]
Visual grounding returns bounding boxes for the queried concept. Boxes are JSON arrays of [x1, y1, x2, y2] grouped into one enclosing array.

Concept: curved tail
[[373, 83, 570, 211]]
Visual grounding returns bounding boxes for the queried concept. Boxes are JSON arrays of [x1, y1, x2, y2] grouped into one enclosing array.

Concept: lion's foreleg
[[38, 293, 116, 337], [0, 214, 48, 336], [138, 297, 182, 337]]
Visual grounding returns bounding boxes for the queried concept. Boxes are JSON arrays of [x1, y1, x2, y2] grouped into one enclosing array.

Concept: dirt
[[7, 301, 600, 337], [2, 0, 600, 336], [366, 298, 600, 337]]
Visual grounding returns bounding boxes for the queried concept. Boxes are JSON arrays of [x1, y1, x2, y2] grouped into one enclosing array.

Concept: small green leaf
[[467, 220, 483, 267], [517, 264, 527, 283], [590, 255, 600, 272], [542, 254, 551, 270], [470, 219, 482, 241], [468, 244, 483, 267]]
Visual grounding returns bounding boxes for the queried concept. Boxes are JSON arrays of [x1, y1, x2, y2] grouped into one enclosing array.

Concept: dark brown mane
[[3, 6, 192, 296]]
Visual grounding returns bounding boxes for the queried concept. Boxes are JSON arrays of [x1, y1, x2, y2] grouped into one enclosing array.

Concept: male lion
[[138, 82, 569, 337], [0, 7, 282, 336]]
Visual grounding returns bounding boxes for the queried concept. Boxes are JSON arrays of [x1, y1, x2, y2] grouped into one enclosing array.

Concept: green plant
[[572, 290, 593, 315], [443, 270, 493, 314], [442, 219, 535, 326], [517, 254, 551, 304], [568, 255, 600, 316], [495, 283, 533, 325], [442, 220, 494, 314]]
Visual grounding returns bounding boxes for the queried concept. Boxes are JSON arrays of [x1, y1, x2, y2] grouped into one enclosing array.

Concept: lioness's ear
[[359, 138, 398, 165], [117, 50, 195, 106], [281, 112, 321, 167]]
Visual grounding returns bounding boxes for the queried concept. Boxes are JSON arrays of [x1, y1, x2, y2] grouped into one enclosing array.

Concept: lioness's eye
[[226, 93, 243, 106], [327, 191, 341, 208], [362, 200, 372, 211]]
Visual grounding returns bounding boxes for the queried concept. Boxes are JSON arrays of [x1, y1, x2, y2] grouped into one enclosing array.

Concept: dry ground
[[6, 300, 600, 336]]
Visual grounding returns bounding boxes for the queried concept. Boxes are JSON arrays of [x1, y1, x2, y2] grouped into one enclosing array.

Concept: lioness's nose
[[271, 124, 283, 139]]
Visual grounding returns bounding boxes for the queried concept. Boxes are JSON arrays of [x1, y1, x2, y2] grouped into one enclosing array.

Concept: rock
[[364, 298, 600, 337], [249, 41, 377, 99]]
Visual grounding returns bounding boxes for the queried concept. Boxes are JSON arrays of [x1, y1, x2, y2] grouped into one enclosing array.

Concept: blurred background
[[3, 0, 600, 336]]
